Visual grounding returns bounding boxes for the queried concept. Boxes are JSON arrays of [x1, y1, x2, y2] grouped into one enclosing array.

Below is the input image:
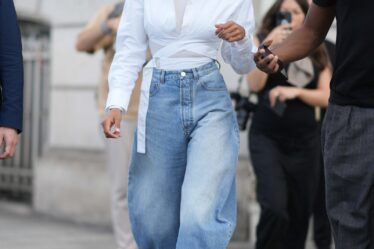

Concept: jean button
[[181, 71, 186, 77]]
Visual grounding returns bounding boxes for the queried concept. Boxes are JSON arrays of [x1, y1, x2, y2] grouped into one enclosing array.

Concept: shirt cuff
[[105, 88, 131, 113], [107, 105, 125, 112], [230, 36, 257, 53]]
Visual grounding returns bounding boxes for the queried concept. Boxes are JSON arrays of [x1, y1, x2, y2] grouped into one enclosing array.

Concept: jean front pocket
[[149, 80, 161, 97], [200, 70, 227, 91]]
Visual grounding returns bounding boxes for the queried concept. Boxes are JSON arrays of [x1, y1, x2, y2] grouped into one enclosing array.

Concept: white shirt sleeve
[[221, 0, 257, 75], [106, 0, 148, 112]]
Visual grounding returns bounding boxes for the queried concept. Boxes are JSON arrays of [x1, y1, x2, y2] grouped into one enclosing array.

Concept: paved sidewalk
[[0, 202, 116, 249], [0, 202, 320, 249]]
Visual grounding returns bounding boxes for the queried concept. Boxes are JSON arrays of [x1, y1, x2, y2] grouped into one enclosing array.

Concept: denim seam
[[232, 114, 240, 146], [160, 71, 165, 84], [227, 223, 233, 240], [199, 71, 227, 91], [180, 78, 190, 138], [201, 82, 227, 91]]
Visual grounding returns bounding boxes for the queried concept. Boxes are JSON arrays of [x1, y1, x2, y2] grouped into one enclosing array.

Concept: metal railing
[[0, 21, 50, 203]]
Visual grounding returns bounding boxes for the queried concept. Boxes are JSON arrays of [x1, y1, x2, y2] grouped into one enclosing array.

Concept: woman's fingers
[[220, 28, 244, 41], [102, 118, 115, 138], [102, 109, 122, 139], [112, 114, 121, 137], [216, 24, 234, 38], [279, 94, 288, 102], [220, 28, 241, 40], [227, 30, 244, 42], [269, 89, 279, 107], [216, 21, 245, 42]]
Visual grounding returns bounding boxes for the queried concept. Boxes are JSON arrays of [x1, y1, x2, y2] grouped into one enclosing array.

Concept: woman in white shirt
[[102, 0, 256, 248]]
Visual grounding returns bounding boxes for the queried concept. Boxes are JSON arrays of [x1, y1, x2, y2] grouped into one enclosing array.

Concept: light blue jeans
[[128, 62, 240, 249]]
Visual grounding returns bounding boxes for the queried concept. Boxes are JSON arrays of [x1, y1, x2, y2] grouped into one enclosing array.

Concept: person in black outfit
[[312, 38, 335, 249], [247, 0, 332, 248], [254, 0, 374, 248], [305, 5, 335, 249]]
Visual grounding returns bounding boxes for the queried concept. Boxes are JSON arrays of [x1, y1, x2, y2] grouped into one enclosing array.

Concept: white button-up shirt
[[107, 0, 257, 153]]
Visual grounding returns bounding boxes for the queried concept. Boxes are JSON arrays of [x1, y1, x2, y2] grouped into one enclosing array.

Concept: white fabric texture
[[107, 0, 257, 153], [174, 0, 188, 30]]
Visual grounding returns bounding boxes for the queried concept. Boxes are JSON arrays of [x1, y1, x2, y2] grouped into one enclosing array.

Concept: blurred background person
[[0, 0, 24, 160], [76, 2, 138, 249], [246, 0, 331, 248]]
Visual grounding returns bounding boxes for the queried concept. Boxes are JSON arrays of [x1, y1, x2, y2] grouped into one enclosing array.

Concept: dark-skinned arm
[[254, 3, 336, 73]]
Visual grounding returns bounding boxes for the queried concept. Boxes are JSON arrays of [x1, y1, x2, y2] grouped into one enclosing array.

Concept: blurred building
[[0, 0, 315, 247]]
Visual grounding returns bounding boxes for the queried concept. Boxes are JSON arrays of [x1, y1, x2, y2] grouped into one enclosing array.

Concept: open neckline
[[172, 0, 189, 32]]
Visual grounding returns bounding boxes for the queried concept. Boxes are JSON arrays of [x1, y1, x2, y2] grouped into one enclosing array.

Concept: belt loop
[[155, 57, 160, 69], [160, 70, 165, 84], [214, 59, 221, 69], [192, 68, 199, 81]]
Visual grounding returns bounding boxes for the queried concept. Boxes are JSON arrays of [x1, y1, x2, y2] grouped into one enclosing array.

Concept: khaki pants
[[105, 120, 137, 249]]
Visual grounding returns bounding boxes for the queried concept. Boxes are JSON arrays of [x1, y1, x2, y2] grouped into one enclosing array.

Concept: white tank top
[[175, 0, 188, 30], [150, 0, 205, 60]]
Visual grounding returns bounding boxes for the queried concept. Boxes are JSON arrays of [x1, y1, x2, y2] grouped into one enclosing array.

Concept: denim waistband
[[152, 61, 220, 83]]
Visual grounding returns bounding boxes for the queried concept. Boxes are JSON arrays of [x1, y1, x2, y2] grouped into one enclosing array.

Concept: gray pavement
[[0, 202, 320, 249], [0, 202, 116, 249]]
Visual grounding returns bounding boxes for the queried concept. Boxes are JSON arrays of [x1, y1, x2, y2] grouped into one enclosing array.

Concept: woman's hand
[[265, 24, 292, 48], [107, 17, 121, 33], [215, 21, 246, 42], [269, 86, 301, 107], [102, 108, 122, 138]]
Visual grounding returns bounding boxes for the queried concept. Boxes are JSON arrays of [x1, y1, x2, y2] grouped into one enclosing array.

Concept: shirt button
[[181, 71, 186, 77]]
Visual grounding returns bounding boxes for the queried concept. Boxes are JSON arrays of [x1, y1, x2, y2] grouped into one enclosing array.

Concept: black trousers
[[249, 129, 320, 249], [313, 155, 332, 249], [322, 104, 374, 249]]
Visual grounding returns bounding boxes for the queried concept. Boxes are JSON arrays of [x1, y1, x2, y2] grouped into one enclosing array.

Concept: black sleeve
[[313, 0, 336, 7], [0, 0, 24, 133]]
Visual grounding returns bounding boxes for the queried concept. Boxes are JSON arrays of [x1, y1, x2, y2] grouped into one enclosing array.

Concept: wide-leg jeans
[[128, 62, 240, 249]]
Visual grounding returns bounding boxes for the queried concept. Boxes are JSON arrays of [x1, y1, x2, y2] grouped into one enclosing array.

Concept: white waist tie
[[137, 41, 217, 153]]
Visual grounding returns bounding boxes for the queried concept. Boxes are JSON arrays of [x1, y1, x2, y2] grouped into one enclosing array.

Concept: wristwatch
[[100, 20, 112, 35]]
